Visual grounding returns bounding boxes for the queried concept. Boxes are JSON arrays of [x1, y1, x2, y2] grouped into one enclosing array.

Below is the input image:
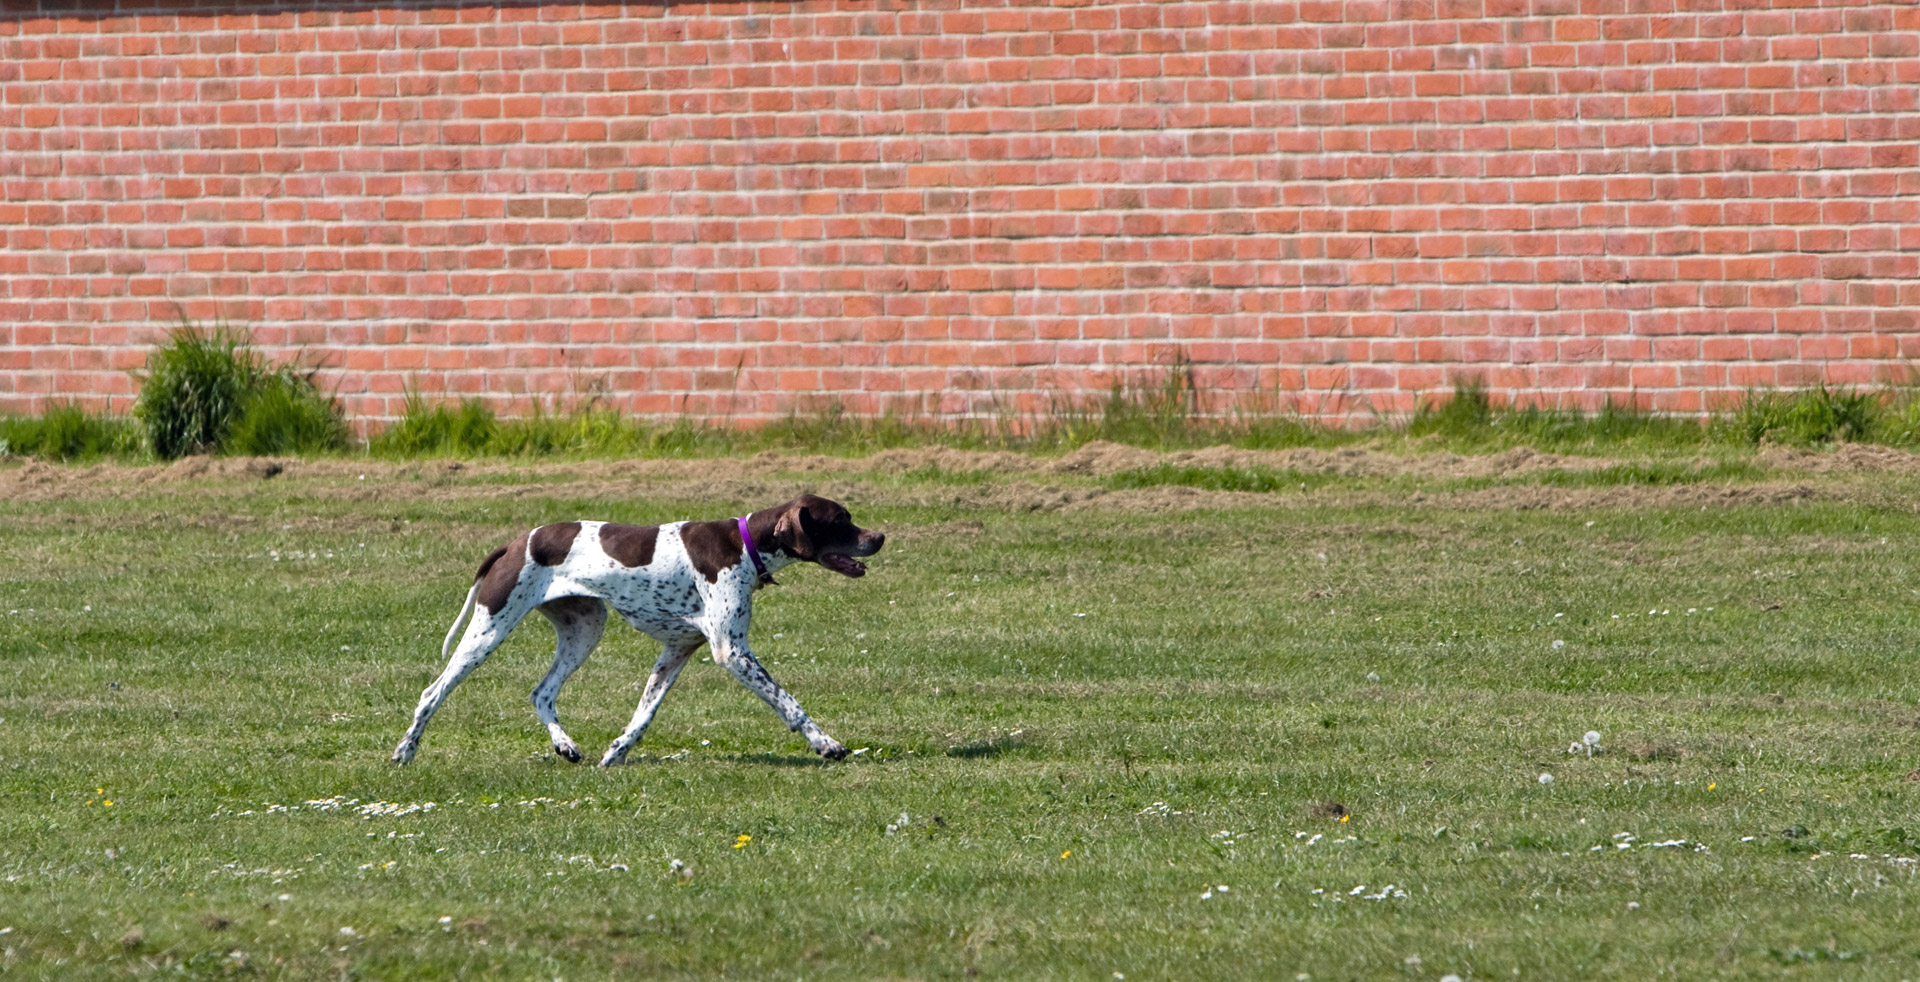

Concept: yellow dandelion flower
[[1707, 783, 1716, 790], [104, 800, 114, 807], [734, 834, 751, 849], [1339, 813, 1350, 823], [96, 788, 104, 795], [1060, 850, 1072, 859]]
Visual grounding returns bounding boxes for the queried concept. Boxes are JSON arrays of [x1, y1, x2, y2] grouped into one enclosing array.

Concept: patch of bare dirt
[[1758, 442, 1920, 473], [1043, 441, 1612, 479], [0, 443, 1864, 516]]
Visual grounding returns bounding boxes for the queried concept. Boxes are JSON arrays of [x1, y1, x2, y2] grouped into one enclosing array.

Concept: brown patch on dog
[[681, 519, 744, 584], [475, 535, 528, 613], [473, 543, 510, 581], [599, 523, 659, 568], [529, 521, 580, 567]]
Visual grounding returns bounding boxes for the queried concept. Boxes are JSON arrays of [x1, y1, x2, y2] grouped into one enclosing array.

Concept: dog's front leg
[[710, 624, 849, 760]]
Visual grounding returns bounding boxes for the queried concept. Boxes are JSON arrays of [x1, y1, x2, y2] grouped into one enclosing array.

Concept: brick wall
[[4, 0, 1920, 425]]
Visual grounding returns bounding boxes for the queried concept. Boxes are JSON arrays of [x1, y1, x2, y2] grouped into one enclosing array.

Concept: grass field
[[2, 445, 1920, 980]]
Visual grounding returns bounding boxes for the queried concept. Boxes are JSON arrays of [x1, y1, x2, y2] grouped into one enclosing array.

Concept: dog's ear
[[773, 501, 813, 560]]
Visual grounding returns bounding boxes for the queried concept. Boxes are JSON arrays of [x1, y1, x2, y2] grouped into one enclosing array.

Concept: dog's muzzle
[[819, 531, 885, 577]]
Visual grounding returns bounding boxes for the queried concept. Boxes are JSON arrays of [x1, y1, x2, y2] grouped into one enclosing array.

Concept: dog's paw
[[597, 748, 629, 768], [554, 742, 584, 764], [390, 745, 416, 766], [817, 742, 850, 761]]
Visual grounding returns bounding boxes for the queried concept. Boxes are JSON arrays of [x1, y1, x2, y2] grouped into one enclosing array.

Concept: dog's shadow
[[944, 734, 1024, 759], [728, 752, 839, 767]]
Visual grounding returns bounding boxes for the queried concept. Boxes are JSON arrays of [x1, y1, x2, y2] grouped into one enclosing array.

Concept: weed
[[131, 324, 265, 458], [0, 403, 142, 461], [225, 369, 348, 456], [368, 393, 499, 457], [1409, 376, 1495, 438], [1719, 385, 1883, 445]]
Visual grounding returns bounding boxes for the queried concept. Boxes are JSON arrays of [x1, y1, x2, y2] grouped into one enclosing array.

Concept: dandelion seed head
[[1538, 773, 1554, 785]]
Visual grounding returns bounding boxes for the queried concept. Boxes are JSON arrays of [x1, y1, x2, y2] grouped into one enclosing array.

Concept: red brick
[[2, 2, 1916, 424]]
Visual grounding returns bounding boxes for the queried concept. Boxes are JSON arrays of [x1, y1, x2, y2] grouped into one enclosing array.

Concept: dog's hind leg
[[599, 638, 703, 767], [391, 595, 536, 765], [531, 596, 606, 763]]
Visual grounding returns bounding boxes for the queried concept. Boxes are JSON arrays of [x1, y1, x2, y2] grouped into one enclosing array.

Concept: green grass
[[131, 325, 267, 459], [2, 456, 1919, 979], [1104, 464, 1348, 493], [0, 404, 142, 462], [1104, 458, 1770, 495], [129, 324, 345, 459], [36, 346, 1920, 463], [1717, 385, 1886, 447]]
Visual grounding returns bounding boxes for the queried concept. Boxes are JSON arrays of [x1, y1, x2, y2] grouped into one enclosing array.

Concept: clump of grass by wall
[[20, 326, 1920, 462], [0, 404, 143, 462], [225, 371, 349, 456], [131, 325, 346, 459], [1716, 385, 1884, 446], [1408, 378, 1711, 453], [367, 394, 501, 457]]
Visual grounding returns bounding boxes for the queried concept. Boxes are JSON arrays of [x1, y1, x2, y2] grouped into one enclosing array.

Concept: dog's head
[[767, 494, 884, 577]]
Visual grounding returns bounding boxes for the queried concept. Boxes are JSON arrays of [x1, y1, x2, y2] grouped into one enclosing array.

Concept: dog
[[390, 494, 884, 766]]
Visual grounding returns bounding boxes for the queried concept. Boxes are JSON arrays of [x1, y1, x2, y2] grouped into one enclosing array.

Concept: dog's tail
[[441, 582, 480, 660]]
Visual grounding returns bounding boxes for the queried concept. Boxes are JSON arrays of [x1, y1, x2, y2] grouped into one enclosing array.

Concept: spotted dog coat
[[390, 495, 885, 767]]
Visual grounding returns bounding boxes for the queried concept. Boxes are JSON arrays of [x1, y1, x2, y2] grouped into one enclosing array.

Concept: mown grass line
[[0, 466, 1917, 979], [1102, 459, 1772, 494]]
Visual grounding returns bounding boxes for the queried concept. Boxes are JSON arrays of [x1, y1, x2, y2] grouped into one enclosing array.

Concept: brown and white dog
[[391, 494, 884, 766]]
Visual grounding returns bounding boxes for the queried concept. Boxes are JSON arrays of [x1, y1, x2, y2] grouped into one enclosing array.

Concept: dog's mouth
[[819, 553, 867, 577]]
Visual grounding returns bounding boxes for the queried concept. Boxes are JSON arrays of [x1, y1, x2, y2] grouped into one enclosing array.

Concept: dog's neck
[[738, 514, 797, 585]]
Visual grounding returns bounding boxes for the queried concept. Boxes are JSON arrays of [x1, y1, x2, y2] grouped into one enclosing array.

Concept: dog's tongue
[[821, 554, 867, 577]]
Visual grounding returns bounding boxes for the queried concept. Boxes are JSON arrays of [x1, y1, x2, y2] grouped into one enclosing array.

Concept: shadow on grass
[[945, 734, 1025, 759], [727, 752, 837, 768]]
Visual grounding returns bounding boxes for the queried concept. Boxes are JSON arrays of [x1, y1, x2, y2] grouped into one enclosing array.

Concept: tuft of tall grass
[[1409, 377, 1496, 438], [1404, 378, 1709, 453], [0, 404, 143, 461], [1717, 385, 1883, 446], [225, 370, 348, 456], [132, 325, 265, 459], [367, 393, 500, 457], [130, 324, 345, 458]]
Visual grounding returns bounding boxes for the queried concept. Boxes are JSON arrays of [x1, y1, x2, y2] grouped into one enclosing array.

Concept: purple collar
[[737, 515, 775, 585]]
